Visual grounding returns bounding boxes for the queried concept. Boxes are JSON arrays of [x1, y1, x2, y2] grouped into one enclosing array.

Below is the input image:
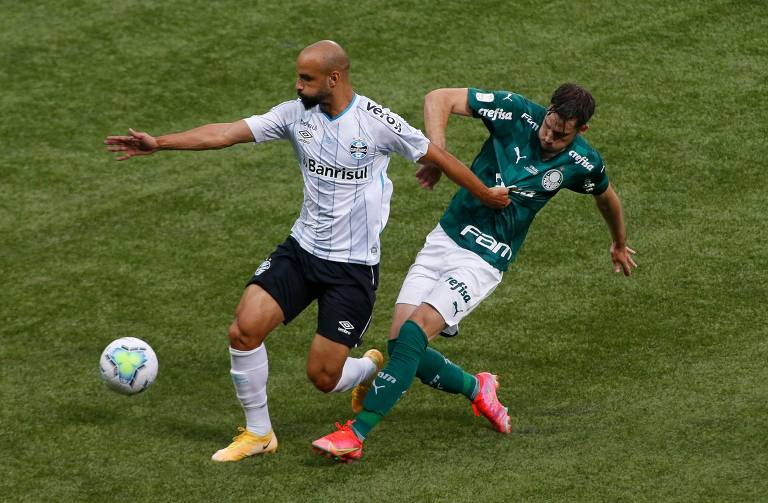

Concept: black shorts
[[247, 237, 379, 348]]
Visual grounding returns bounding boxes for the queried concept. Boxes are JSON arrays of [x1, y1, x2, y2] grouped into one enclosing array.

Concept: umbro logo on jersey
[[338, 320, 355, 335], [298, 130, 313, 144]]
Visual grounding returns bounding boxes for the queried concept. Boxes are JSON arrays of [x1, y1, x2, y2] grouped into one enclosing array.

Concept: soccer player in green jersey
[[312, 83, 637, 462]]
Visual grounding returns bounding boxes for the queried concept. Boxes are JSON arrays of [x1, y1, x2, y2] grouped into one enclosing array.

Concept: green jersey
[[439, 88, 610, 272]]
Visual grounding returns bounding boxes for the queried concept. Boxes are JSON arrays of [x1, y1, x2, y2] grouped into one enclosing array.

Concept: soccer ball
[[99, 337, 158, 395]]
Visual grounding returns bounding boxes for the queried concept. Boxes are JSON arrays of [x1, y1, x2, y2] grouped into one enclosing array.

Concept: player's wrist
[[155, 136, 168, 150]]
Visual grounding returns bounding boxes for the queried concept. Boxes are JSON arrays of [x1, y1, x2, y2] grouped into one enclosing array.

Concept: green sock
[[353, 320, 427, 439], [388, 336, 478, 400], [416, 347, 479, 400]]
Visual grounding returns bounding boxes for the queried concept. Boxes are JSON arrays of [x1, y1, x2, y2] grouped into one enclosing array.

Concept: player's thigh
[[240, 237, 317, 328], [392, 247, 443, 339]]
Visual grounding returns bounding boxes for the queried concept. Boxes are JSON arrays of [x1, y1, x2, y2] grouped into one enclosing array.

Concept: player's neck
[[320, 87, 355, 119], [540, 150, 560, 161]]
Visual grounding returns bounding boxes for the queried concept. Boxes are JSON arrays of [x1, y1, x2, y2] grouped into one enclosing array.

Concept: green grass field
[[2, 0, 767, 501]]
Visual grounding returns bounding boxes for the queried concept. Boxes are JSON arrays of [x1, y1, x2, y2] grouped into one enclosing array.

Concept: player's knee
[[228, 318, 261, 350], [307, 369, 339, 393]]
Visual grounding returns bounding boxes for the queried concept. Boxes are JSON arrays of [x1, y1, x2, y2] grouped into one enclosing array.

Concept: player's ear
[[578, 123, 589, 134], [328, 70, 340, 88]]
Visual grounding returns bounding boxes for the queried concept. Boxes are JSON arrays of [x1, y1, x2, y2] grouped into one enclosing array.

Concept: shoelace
[[335, 420, 354, 432]]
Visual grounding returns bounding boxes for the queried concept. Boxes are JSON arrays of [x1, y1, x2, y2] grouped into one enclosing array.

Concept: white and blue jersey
[[245, 94, 429, 265]]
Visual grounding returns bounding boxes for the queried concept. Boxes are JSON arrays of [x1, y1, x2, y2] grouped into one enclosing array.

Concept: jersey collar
[[322, 93, 358, 122]]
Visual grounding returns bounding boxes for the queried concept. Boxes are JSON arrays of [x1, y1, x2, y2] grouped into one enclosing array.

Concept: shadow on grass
[[58, 402, 121, 426], [152, 415, 231, 444]]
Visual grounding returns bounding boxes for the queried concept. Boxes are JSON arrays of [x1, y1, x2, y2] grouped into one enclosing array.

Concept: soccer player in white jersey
[[105, 40, 509, 461]]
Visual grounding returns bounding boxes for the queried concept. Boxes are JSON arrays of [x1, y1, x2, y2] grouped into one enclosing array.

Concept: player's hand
[[610, 242, 637, 276], [480, 186, 511, 209], [104, 128, 159, 160], [415, 164, 442, 189]]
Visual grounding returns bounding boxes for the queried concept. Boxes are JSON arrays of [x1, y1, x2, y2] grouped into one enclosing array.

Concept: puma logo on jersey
[[514, 146, 527, 164], [372, 382, 385, 394], [452, 301, 464, 316]]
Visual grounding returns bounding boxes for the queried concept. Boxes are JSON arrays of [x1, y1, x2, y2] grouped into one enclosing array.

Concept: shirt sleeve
[[376, 109, 430, 162], [568, 155, 610, 195], [467, 88, 527, 136], [243, 100, 301, 144]]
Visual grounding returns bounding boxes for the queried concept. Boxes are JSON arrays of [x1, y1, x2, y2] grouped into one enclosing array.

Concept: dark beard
[[297, 92, 321, 110]]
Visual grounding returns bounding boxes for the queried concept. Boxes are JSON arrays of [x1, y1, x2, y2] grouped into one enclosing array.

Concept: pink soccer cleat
[[471, 372, 511, 433], [311, 420, 363, 463]]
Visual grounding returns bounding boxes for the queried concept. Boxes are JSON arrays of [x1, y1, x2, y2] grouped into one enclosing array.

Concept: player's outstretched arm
[[593, 183, 637, 276], [423, 88, 472, 149], [104, 120, 254, 161], [419, 144, 509, 210], [416, 88, 473, 190]]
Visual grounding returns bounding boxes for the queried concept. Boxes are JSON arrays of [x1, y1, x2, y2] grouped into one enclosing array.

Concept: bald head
[[297, 40, 350, 75], [295, 40, 354, 113]]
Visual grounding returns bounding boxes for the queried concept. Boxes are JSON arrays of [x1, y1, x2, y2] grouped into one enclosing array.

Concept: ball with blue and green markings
[[99, 337, 158, 395]]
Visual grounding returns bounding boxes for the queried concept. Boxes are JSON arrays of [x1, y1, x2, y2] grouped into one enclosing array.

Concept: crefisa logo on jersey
[[349, 139, 368, 159], [541, 169, 563, 191]]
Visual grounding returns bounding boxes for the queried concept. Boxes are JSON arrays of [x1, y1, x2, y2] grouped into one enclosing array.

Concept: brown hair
[[550, 83, 595, 127]]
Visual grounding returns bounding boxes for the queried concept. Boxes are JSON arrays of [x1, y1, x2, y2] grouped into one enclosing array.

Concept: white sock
[[330, 356, 377, 393], [229, 344, 272, 436]]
